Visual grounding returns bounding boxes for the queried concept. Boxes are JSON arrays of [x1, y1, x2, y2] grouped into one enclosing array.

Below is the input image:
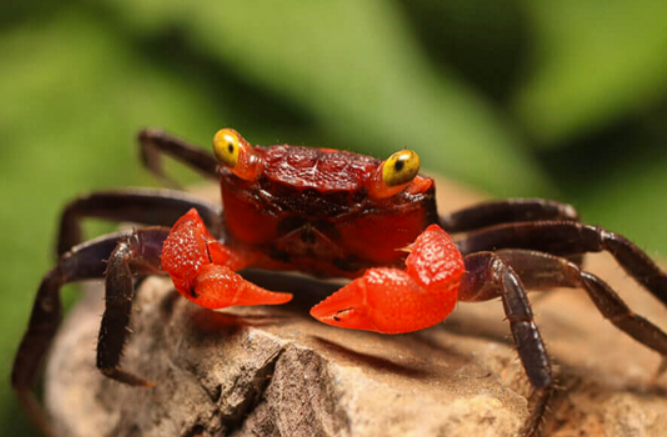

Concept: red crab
[[13, 128, 667, 437]]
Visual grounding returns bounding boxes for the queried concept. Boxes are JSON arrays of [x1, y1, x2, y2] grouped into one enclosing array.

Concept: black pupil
[[228, 144, 234, 153], [394, 159, 405, 172]]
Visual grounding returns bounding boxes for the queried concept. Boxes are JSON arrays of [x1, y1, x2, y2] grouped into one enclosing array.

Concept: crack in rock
[[231, 345, 351, 437]]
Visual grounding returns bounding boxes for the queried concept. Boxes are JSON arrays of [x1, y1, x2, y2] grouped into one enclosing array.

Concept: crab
[[12, 128, 667, 437]]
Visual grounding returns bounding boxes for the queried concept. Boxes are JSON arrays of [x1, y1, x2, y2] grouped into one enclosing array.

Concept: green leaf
[[514, 0, 667, 146]]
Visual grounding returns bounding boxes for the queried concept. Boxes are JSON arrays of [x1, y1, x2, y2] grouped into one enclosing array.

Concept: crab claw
[[188, 264, 293, 310], [309, 274, 374, 332], [310, 224, 464, 334], [162, 208, 291, 309], [310, 268, 457, 334]]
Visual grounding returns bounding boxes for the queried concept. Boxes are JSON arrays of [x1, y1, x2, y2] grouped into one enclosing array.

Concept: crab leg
[[457, 221, 667, 308], [161, 208, 293, 309], [57, 188, 222, 256], [440, 198, 579, 233], [138, 128, 219, 186], [12, 227, 169, 435], [459, 251, 553, 437], [494, 249, 667, 378], [98, 228, 171, 386], [310, 224, 465, 333]]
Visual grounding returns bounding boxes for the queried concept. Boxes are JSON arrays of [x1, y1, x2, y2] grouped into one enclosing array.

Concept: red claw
[[309, 273, 372, 331], [162, 208, 292, 309], [188, 264, 292, 309], [310, 224, 464, 333]]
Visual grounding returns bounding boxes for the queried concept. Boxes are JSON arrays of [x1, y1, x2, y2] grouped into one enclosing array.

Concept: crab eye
[[212, 128, 263, 181], [213, 128, 241, 168], [381, 150, 420, 187]]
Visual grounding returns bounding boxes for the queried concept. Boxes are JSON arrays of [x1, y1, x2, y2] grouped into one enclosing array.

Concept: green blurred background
[[1, 0, 666, 434]]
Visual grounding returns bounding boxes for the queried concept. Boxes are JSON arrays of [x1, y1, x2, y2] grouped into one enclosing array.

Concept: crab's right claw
[[310, 268, 455, 334], [189, 264, 293, 309], [161, 208, 290, 309], [311, 224, 464, 334]]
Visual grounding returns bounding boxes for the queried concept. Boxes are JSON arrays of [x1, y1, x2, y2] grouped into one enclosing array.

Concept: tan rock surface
[[45, 178, 667, 436]]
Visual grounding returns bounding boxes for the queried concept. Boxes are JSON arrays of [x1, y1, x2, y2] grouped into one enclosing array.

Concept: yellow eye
[[213, 128, 240, 168], [381, 150, 420, 187]]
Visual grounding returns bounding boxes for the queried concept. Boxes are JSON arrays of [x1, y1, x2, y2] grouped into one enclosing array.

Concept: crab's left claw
[[310, 224, 464, 334], [310, 268, 453, 333]]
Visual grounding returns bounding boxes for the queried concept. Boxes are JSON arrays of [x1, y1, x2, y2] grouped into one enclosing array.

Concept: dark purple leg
[[57, 188, 222, 256], [440, 199, 579, 233], [473, 249, 667, 360], [12, 227, 169, 435], [96, 228, 169, 385], [460, 249, 667, 436], [138, 128, 219, 186], [456, 221, 667, 307], [459, 252, 552, 437]]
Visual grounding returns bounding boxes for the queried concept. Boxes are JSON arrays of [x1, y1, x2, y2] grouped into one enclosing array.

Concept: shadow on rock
[[312, 335, 433, 379]]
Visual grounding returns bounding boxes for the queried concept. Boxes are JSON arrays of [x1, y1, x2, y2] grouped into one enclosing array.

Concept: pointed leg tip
[[650, 356, 667, 385]]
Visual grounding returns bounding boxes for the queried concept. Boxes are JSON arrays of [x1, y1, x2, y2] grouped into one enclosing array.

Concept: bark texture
[[45, 179, 667, 437]]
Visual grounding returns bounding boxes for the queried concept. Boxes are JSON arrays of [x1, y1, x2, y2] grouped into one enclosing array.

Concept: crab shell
[[218, 145, 438, 278]]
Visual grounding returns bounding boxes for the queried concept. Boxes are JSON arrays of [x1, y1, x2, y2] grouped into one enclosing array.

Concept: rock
[[44, 179, 667, 437]]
